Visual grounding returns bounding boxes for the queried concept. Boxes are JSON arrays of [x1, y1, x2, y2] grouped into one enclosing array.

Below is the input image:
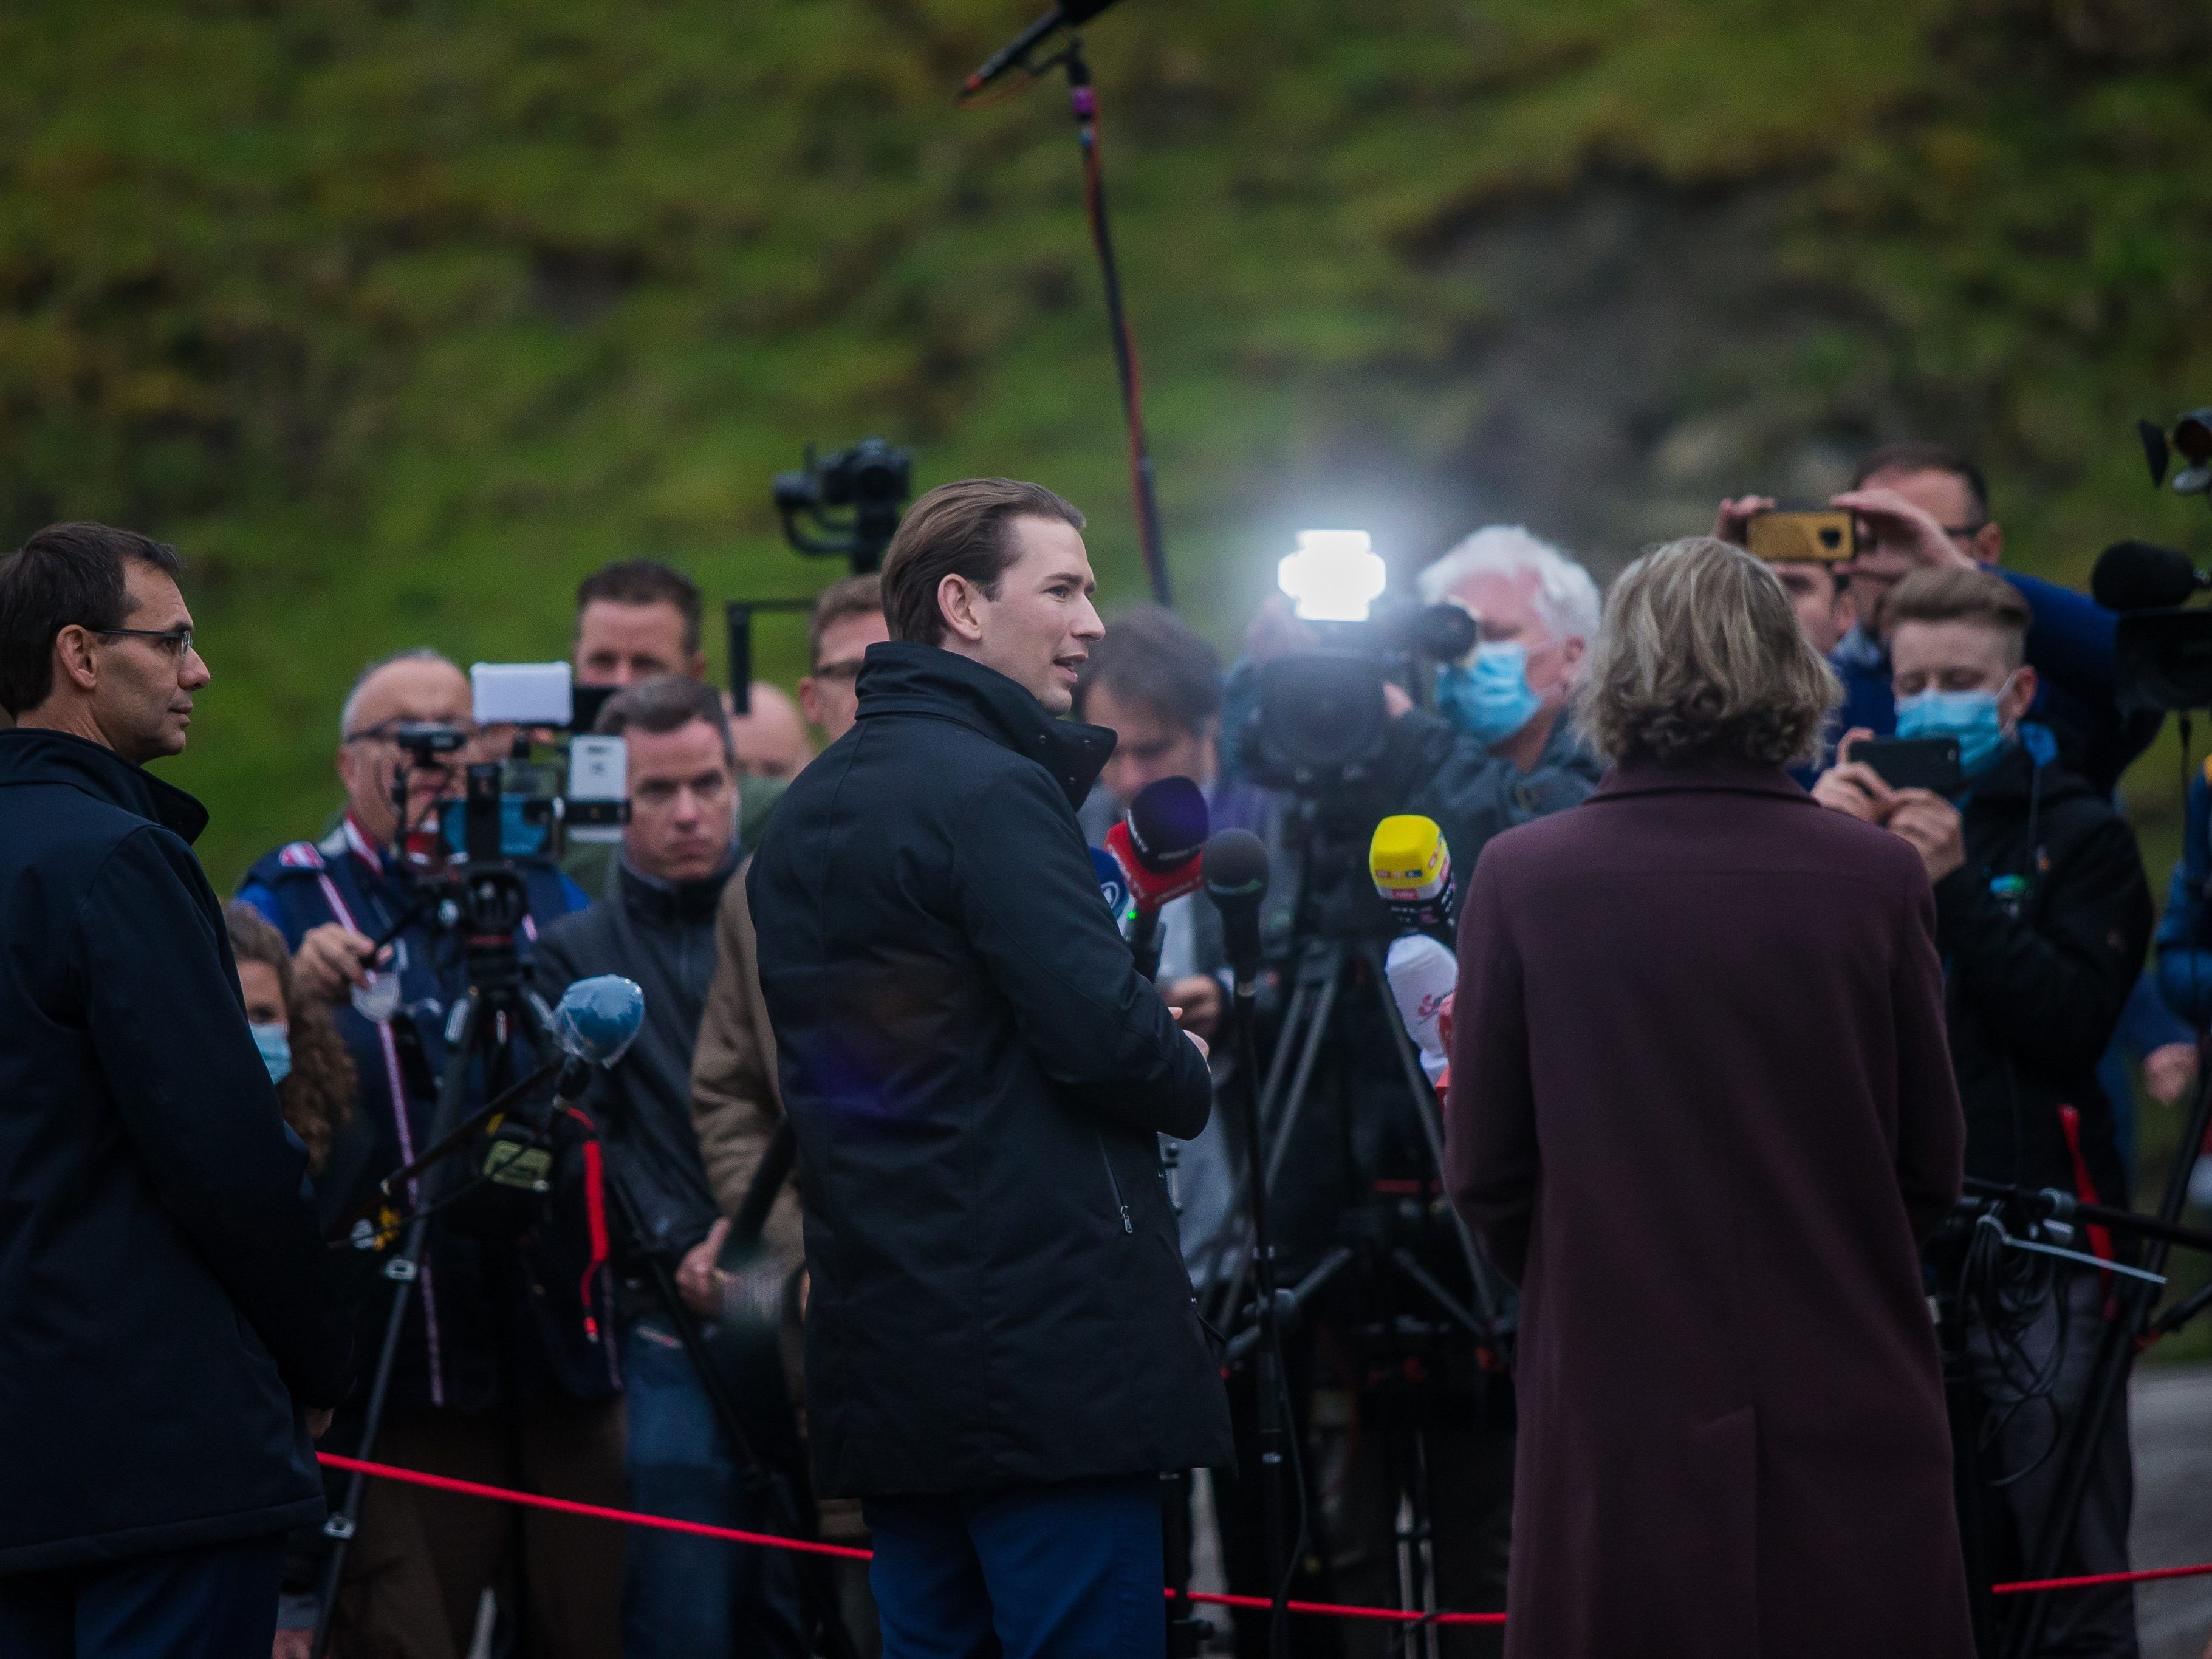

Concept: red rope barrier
[[316, 1452, 2211, 1623]]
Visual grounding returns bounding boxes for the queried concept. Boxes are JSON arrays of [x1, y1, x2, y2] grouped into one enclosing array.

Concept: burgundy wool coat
[[1445, 762, 1974, 1659]]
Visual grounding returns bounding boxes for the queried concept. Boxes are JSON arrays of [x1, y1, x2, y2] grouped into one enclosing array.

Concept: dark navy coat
[[1447, 762, 1973, 1659], [0, 728, 352, 1571], [748, 643, 1233, 1498]]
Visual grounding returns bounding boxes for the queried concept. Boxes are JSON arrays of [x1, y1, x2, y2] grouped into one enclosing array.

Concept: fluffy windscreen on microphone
[[2092, 540, 2203, 612], [1369, 814, 1456, 934], [1125, 776, 1210, 870]]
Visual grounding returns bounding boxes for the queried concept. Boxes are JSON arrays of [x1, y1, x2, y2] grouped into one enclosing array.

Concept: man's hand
[[1168, 1009, 1211, 1065], [273, 1629, 313, 1659], [1382, 680, 1415, 720], [2143, 1042, 2200, 1108], [306, 1407, 334, 1439], [676, 1217, 731, 1317], [1810, 730, 1897, 824], [1831, 487, 1977, 573], [1712, 494, 1776, 547], [1164, 975, 1222, 1041], [1887, 788, 1967, 884], [295, 922, 377, 1003]]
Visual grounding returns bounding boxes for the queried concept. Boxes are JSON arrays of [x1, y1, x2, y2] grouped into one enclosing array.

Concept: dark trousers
[[0, 1533, 284, 1658], [620, 1313, 805, 1659], [329, 1394, 626, 1659], [864, 1476, 1164, 1659]]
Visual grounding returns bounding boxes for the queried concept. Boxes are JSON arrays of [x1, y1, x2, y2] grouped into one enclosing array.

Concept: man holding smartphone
[[1813, 566, 2151, 1659]]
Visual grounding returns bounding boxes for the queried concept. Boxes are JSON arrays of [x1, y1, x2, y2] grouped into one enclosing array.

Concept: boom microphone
[[2092, 539, 2210, 612], [961, 0, 1125, 96], [1201, 829, 1269, 991], [1369, 814, 1457, 934]]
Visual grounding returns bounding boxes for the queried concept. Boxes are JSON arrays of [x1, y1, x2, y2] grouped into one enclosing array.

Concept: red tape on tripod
[[317, 1453, 2212, 1621]]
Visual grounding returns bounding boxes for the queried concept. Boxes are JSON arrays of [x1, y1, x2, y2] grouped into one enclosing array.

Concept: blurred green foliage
[[3, 0, 2212, 1335]]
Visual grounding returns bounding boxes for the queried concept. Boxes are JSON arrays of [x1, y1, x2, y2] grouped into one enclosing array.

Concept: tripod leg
[[2004, 1041, 2212, 1658], [311, 997, 484, 1659]]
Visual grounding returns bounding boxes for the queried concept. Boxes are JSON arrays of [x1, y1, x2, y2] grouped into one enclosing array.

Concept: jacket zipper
[[1097, 1138, 1134, 1234]]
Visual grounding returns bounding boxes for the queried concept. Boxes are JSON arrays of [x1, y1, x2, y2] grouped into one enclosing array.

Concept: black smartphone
[[1856, 735, 1964, 797]]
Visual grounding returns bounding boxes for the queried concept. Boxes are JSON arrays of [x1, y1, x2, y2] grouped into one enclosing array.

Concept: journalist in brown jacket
[[1445, 537, 1974, 1659]]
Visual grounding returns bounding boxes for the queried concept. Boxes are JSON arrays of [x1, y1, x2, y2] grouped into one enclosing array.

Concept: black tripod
[[310, 844, 858, 1658]]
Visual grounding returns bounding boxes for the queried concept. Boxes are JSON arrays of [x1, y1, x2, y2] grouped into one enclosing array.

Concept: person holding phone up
[[1813, 566, 2153, 1658]]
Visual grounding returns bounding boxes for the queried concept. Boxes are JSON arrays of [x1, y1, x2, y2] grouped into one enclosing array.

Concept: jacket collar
[[854, 641, 1116, 808], [618, 841, 736, 924], [0, 726, 209, 843], [1591, 756, 1813, 806]]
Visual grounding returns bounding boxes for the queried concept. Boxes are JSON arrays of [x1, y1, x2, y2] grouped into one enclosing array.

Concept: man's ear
[[2003, 661, 2039, 727], [687, 650, 710, 682], [937, 574, 987, 646], [50, 624, 100, 696], [1834, 583, 1858, 634], [1973, 521, 2004, 566]]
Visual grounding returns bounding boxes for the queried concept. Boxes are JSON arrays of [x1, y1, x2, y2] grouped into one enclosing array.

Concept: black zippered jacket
[[533, 855, 731, 1268], [747, 643, 1234, 1497], [1937, 741, 2151, 1211], [0, 728, 353, 1571]]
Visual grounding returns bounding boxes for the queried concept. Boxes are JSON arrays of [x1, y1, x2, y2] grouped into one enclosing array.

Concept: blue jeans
[[865, 1476, 1165, 1659], [0, 1533, 284, 1658], [620, 1314, 805, 1659]]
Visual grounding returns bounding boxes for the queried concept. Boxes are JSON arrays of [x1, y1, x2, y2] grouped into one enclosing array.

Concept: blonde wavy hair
[[1576, 536, 1840, 770]]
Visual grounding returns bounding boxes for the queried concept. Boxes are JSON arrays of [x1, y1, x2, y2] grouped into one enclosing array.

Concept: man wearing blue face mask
[[1814, 566, 2151, 1659], [1417, 524, 1604, 810]]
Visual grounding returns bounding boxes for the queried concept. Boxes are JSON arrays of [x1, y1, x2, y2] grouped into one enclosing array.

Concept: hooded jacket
[[1939, 737, 2151, 1209], [0, 728, 352, 1570], [746, 642, 1233, 1497]]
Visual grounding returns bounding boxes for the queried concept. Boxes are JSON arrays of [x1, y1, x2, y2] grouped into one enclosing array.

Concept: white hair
[[339, 648, 458, 740], [1417, 525, 1601, 644]]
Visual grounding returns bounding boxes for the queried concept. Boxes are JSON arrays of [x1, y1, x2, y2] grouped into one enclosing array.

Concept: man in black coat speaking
[[0, 524, 353, 1656], [748, 478, 1232, 1658]]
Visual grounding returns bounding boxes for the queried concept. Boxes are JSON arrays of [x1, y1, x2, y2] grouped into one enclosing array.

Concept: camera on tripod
[[1239, 530, 1478, 795], [2095, 406, 2212, 711], [773, 437, 914, 575]]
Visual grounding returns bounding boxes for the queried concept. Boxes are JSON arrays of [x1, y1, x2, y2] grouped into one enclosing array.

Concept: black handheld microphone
[[962, 0, 1125, 96], [1202, 829, 1269, 995], [2092, 539, 2210, 612]]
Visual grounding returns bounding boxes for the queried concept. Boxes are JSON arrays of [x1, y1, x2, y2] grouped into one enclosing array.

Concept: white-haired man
[[1417, 523, 1602, 778]]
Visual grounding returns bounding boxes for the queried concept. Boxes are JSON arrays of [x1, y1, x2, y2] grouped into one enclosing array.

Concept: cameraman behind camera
[[236, 649, 623, 1659], [1205, 526, 1603, 1655]]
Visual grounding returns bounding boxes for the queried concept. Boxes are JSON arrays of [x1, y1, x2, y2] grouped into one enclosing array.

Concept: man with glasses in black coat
[[0, 522, 352, 1657]]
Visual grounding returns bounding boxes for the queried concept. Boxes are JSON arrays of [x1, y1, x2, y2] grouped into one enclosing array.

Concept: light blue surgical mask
[[251, 1021, 292, 1087], [1894, 674, 2016, 782], [1437, 640, 1543, 745]]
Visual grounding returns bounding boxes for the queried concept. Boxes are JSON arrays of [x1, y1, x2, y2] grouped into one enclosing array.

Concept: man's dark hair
[[879, 479, 1084, 648], [575, 559, 704, 655], [594, 672, 734, 765], [1851, 441, 1991, 525], [808, 572, 885, 670], [1073, 606, 1223, 735], [0, 522, 183, 716]]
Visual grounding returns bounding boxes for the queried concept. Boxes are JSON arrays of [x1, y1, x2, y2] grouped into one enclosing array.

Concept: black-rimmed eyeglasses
[[96, 626, 194, 660]]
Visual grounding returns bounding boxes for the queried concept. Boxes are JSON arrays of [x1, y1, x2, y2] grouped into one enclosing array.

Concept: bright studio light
[[1278, 530, 1385, 623]]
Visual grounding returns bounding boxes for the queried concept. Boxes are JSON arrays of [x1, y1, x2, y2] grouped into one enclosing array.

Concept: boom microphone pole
[[957, 0, 1171, 605]]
